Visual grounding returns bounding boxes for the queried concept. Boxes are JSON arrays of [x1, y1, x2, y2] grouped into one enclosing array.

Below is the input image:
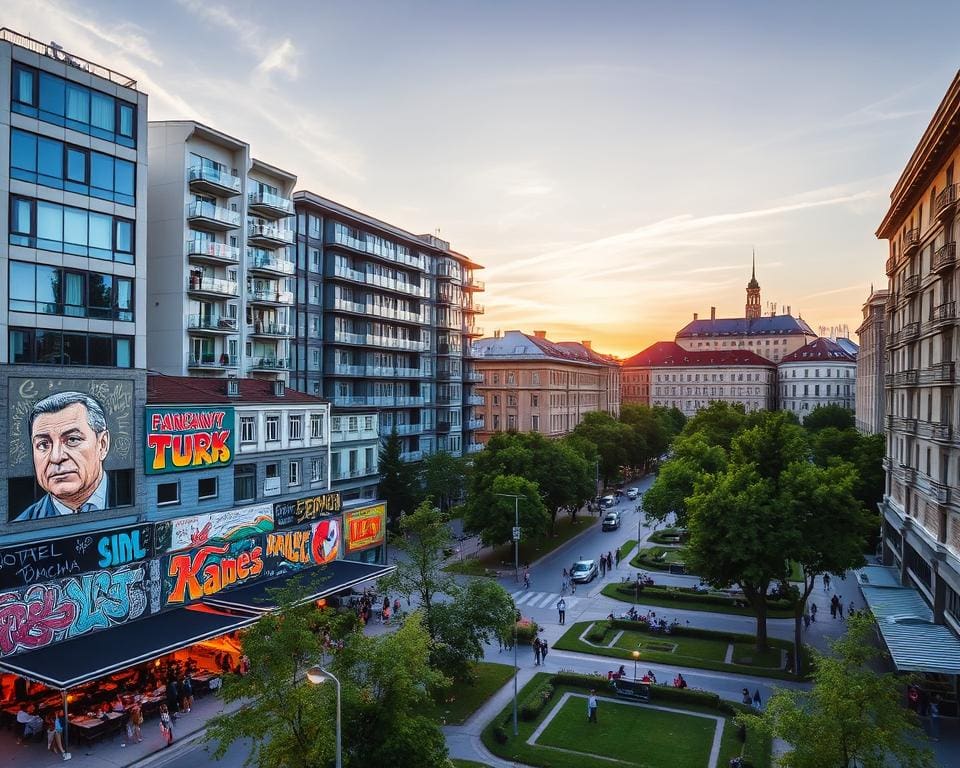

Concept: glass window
[[35, 265, 59, 314], [118, 104, 135, 140], [63, 207, 88, 253], [9, 329, 32, 364], [36, 201, 63, 247], [65, 83, 90, 125], [62, 333, 86, 365], [10, 198, 32, 236], [116, 278, 133, 321], [87, 273, 112, 318], [63, 272, 84, 316], [9, 262, 35, 312], [115, 219, 133, 262], [89, 212, 113, 259], [38, 72, 65, 121], [36, 330, 61, 363], [66, 147, 86, 184], [13, 65, 35, 106], [157, 481, 180, 506], [198, 477, 218, 500], [10, 130, 36, 175], [88, 334, 112, 366], [115, 159, 135, 204], [90, 153, 113, 195], [37, 137, 63, 185], [234, 464, 256, 501], [90, 91, 114, 133], [115, 337, 132, 368]]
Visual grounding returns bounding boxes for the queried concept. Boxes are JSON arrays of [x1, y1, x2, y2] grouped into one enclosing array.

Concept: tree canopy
[[378, 428, 420, 527], [802, 404, 856, 432]]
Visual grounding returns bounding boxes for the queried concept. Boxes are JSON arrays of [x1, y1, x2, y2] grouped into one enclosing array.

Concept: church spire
[[745, 252, 761, 319]]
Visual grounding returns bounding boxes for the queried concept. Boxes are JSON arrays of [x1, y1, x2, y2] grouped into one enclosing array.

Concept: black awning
[[0, 606, 256, 690], [203, 560, 396, 613]]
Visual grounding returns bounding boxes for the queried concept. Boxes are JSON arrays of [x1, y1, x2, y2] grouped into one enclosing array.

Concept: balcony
[[248, 252, 295, 277], [902, 228, 920, 256], [247, 289, 294, 306], [332, 264, 368, 283], [332, 230, 427, 271], [332, 467, 378, 481], [187, 276, 239, 298], [248, 357, 290, 373], [186, 201, 241, 231], [900, 321, 920, 341], [903, 274, 921, 296], [464, 277, 485, 292], [466, 394, 484, 406], [436, 262, 462, 282], [249, 321, 292, 338], [466, 442, 484, 454], [922, 361, 956, 385], [936, 184, 957, 221], [465, 326, 485, 337], [188, 353, 238, 370], [885, 292, 897, 310], [464, 370, 483, 382], [187, 315, 238, 334], [365, 273, 429, 297], [933, 242, 957, 273], [366, 335, 428, 352], [400, 450, 423, 462], [247, 221, 294, 246], [465, 418, 484, 430], [436, 420, 451, 434], [188, 165, 242, 197], [464, 303, 485, 314], [885, 254, 897, 277], [892, 417, 918, 433], [187, 240, 240, 265], [248, 190, 293, 218], [331, 395, 369, 407], [933, 301, 956, 326], [893, 369, 919, 386], [381, 423, 423, 437]]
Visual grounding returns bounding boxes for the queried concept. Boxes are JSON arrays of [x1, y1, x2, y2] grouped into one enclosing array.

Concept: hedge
[[612, 583, 794, 612], [608, 617, 765, 644], [519, 680, 555, 721], [648, 528, 688, 545]]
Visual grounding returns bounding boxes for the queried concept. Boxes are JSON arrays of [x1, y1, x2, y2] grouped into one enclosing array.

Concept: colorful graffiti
[[145, 408, 235, 474], [345, 504, 386, 553], [273, 491, 341, 528], [154, 504, 274, 555], [0, 564, 151, 657], [164, 540, 264, 605]]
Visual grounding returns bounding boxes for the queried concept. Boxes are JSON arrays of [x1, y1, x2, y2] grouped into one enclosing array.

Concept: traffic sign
[[512, 526, 521, 541]]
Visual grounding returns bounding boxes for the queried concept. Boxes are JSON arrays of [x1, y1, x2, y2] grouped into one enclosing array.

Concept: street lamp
[[307, 666, 341, 768], [495, 492, 522, 737], [631, 650, 640, 681]]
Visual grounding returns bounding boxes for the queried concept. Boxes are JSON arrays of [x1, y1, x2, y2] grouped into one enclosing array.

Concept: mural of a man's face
[[31, 402, 110, 509]]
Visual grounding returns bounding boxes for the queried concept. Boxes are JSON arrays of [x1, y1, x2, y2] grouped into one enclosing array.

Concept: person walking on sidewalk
[[587, 691, 599, 723], [523, 569, 531, 589], [599, 556, 606, 577], [615, 548, 621, 568], [557, 597, 567, 625], [837, 596, 844, 619], [830, 594, 839, 619], [534, 639, 542, 666], [810, 602, 817, 622], [823, 573, 831, 591]]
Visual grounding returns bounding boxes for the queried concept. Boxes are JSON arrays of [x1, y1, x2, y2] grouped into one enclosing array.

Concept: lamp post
[[307, 666, 341, 768], [495, 492, 522, 737], [632, 650, 640, 681]]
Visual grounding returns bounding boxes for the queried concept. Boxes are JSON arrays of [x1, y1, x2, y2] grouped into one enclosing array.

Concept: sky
[[9, 0, 960, 357]]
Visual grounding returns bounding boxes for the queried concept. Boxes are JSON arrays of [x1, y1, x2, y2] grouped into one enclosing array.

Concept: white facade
[[778, 362, 856, 418], [147, 121, 295, 381], [651, 364, 776, 417]]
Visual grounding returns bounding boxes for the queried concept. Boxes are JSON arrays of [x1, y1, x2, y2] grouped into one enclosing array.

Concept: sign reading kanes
[[145, 408, 234, 474]]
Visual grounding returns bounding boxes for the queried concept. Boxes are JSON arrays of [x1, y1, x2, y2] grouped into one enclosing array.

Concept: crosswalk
[[510, 589, 580, 610]]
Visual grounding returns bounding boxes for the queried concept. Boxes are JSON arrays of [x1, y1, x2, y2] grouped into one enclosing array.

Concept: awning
[[203, 560, 396, 613], [855, 564, 903, 589], [0, 606, 257, 690], [859, 582, 960, 675]]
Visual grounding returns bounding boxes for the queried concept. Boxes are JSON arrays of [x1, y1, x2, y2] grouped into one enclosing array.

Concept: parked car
[[626, 488, 639, 500], [602, 511, 621, 531], [601, 495, 616, 508], [571, 560, 599, 583]]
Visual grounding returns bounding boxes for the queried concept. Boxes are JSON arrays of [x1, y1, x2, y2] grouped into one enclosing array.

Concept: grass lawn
[[481, 673, 771, 768], [787, 560, 804, 582], [538, 696, 715, 768], [631, 545, 687, 571], [429, 661, 516, 725], [618, 538, 638, 561], [600, 583, 796, 619], [555, 621, 805, 681]]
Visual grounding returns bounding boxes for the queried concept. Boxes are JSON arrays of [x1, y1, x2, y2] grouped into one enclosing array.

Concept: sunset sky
[[11, 0, 960, 357]]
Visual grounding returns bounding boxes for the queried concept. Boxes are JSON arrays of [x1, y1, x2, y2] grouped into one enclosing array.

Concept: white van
[[626, 488, 639, 501], [601, 495, 616, 508]]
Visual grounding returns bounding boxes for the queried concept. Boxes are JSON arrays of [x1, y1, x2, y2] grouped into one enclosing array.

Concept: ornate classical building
[[856, 287, 890, 434], [777, 337, 857, 420], [472, 330, 620, 441]]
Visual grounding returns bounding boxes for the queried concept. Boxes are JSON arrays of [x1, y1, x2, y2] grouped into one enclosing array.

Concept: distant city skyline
[[10, 0, 960, 356]]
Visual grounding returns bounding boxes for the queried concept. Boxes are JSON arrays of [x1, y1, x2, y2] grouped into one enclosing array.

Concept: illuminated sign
[[273, 491, 342, 528], [145, 407, 234, 474], [345, 504, 386, 553]]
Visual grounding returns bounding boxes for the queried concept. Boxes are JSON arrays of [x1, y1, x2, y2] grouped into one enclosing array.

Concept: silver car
[[571, 560, 599, 583]]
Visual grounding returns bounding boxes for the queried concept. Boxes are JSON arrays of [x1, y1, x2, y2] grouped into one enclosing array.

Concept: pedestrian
[[837, 596, 844, 619], [571, 578, 577, 595], [810, 602, 817, 622], [524, 569, 531, 589], [741, 688, 752, 706], [541, 638, 549, 661], [557, 597, 567, 625], [752, 689, 762, 712], [823, 573, 831, 591], [45, 711, 69, 760], [166, 676, 179, 716], [181, 673, 193, 713], [848, 600, 856, 618], [127, 701, 143, 744], [615, 549, 621, 568], [608, 552, 614, 571], [803, 612, 810, 630], [830, 595, 839, 619], [534, 639, 542, 666], [930, 695, 941, 741], [587, 690, 599, 723], [159, 704, 174, 747], [600, 556, 606, 577]]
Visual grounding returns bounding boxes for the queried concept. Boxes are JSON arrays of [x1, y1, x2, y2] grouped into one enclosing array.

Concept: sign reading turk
[[145, 407, 235, 474]]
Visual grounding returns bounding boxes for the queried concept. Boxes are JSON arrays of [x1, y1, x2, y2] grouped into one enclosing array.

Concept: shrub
[[587, 620, 611, 643], [492, 725, 509, 744], [515, 618, 539, 645], [551, 671, 608, 691], [519, 681, 555, 721], [611, 584, 792, 611]]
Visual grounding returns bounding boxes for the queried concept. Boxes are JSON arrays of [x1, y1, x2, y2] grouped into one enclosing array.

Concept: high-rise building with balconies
[[290, 192, 484, 459], [855, 287, 890, 434], [146, 121, 296, 381]]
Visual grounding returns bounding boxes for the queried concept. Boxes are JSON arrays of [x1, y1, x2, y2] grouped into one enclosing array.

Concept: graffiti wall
[[154, 504, 274, 555], [0, 563, 152, 658], [273, 491, 341, 528], [145, 407, 235, 475], [0, 524, 153, 591], [344, 504, 386, 553]]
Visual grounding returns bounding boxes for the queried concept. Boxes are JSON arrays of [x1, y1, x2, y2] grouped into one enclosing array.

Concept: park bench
[[610, 678, 651, 702]]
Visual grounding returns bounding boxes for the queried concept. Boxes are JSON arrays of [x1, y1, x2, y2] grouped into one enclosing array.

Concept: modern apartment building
[[2, 29, 147, 370], [330, 409, 380, 503], [146, 121, 295, 381], [472, 330, 620, 441], [777, 337, 857, 420], [621, 341, 776, 417], [290, 192, 484, 460], [871, 70, 960, 696], [856, 288, 890, 434]]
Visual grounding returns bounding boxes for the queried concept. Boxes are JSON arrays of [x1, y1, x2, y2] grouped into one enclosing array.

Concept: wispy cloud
[[255, 39, 299, 80], [799, 283, 864, 301]]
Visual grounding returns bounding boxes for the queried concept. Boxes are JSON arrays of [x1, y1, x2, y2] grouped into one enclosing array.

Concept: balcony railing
[[464, 370, 483, 382], [331, 230, 427, 271], [249, 321, 291, 337], [466, 418, 485, 430], [466, 394, 484, 406], [187, 240, 240, 264], [933, 301, 956, 324], [188, 165, 242, 195], [900, 322, 920, 341], [464, 303, 485, 314], [248, 357, 290, 371], [885, 254, 897, 277], [464, 277, 485, 292], [933, 242, 957, 273], [188, 354, 238, 369], [465, 326, 485, 337], [187, 276, 239, 296], [247, 221, 294, 244], [187, 315, 238, 333], [400, 450, 423, 462], [920, 361, 956, 385], [935, 184, 957, 220], [248, 252, 295, 276], [902, 228, 920, 255], [247, 289, 294, 305], [365, 272, 429, 297], [903, 274, 921, 295], [186, 201, 242, 229], [247, 190, 293, 216], [466, 442, 484, 454]]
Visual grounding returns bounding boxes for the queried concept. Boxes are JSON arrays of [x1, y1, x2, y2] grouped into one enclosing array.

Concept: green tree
[[380, 499, 456, 639], [378, 428, 420, 528], [743, 614, 934, 768], [334, 614, 451, 768], [654, 405, 687, 440], [642, 434, 727, 527], [570, 410, 633, 486], [421, 450, 466, 513], [464, 473, 548, 549], [680, 401, 748, 450], [205, 578, 356, 768], [802, 404, 856, 432], [731, 410, 809, 482], [620, 403, 669, 471]]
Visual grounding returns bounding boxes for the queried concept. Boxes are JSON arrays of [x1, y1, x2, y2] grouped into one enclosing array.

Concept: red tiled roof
[[621, 341, 774, 368], [779, 337, 857, 364], [147, 375, 327, 405]]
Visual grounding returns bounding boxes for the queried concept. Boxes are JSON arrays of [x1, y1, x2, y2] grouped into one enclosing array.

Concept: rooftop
[[473, 331, 617, 366], [147, 375, 327, 406], [780, 337, 857, 364], [622, 341, 775, 368], [676, 314, 816, 338]]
